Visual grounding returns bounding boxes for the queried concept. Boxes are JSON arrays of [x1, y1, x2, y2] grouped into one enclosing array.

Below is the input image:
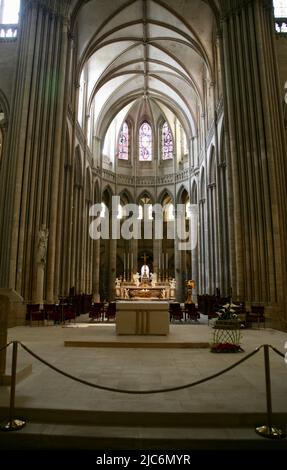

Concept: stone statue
[[160, 289, 165, 299], [123, 288, 129, 299], [133, 272, 140, 287], [37, 225, 49, 265], [169, 278, 176, 289], [115, 278, 121, 287]]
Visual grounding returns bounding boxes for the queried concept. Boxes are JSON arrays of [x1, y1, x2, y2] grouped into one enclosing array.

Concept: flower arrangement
[[210, 342, 243, 353], [210, 301, 244, 353], [216, 302, 238, 320]]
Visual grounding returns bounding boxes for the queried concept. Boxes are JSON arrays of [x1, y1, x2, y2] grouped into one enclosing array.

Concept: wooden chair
[[169, 303, 183, 322], [89, 303, 104, 322], [246, 305, 265, 328], [105, 302, 116, 322], [184, 303, 200, 322]]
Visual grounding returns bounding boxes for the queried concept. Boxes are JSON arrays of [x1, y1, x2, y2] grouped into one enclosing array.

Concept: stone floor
[[0, 317, 287, 450], [0, 316, 286, 416]]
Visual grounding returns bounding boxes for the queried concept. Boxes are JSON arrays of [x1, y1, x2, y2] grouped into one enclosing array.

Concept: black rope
[[19, 342, 262, 395], [0, 342, 12, 353], [269, 344, 285, 358]]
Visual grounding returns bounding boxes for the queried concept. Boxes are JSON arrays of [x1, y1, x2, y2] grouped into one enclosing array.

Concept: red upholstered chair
[[26, 304, 45, 326], [63, 305, 76, 322], [44, 304, 62, 324]]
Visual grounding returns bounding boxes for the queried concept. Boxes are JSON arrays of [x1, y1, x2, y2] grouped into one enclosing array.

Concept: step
[[0, 407, 286, 428], [0, 423, 287, 450]]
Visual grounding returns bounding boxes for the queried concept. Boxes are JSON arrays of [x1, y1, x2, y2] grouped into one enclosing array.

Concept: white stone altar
[[116, 301, 169, 335]]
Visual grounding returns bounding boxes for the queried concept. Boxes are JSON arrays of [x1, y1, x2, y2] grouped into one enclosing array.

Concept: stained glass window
[[118, 121, 129, 160], [161, 121, 173, 160], [139, 121, 152, 161]]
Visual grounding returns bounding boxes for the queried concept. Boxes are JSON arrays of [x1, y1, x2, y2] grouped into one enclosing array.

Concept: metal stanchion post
[[255, 344, 286, 439], [0, 341, 26, 431]]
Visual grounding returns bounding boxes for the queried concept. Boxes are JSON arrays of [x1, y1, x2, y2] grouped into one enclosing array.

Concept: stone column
[[0, 2, 70, 307], [46, 16, 69, 302], [219, 0, 287, 320], [92, 238, 100, 302], [109, 208, 117, 300], [32, 226, 49, 305], [174, 205, 185, 302]]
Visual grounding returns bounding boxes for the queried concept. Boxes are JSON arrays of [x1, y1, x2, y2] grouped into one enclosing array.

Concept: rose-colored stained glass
[[162, 121, 173, 160], [118, 121, 129, 160], [139, 121, 152, 161]]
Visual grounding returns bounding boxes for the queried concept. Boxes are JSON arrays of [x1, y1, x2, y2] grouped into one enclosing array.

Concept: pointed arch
[[161, 121, 174, 160], [176, 184, 189, 204], [119, 188, 133, 204], [139, 121, 152, 161], [157, 188, 174, 205], [137, 190, 154, 205], [118, 120, 130, 160], [191, 180, 198, 204]]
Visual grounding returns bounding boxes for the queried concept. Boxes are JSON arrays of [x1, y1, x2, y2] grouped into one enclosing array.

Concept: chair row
[[207, 303, 266, 328], [89, 302, 116, 322], [26, 304, 76, 325], [169, 303, 200, 322]]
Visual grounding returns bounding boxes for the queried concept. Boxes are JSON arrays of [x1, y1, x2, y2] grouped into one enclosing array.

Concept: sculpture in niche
[[37, 225, 49, 265]]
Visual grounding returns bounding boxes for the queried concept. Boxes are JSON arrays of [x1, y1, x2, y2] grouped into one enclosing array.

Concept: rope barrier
[[0, 342, 12, 353], [269, 345, 285, 358], [1, 341, 286, 437], [19, 341, 262, 395]]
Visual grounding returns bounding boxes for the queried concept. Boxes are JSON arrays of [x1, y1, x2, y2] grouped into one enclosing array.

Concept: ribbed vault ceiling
[[74, 0, 217, 139]]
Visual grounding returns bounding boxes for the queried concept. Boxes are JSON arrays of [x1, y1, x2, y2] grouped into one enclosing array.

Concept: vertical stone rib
[[219, 0, 287, 323], [46, 17, 68, 302]]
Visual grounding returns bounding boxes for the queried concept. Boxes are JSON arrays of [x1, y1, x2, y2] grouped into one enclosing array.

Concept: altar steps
[[64, 340, 210, 348]]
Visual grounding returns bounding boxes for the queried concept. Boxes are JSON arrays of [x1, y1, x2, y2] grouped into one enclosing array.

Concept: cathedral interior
[[1, 0, 286, 328], [0, 0, 287, 452]]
